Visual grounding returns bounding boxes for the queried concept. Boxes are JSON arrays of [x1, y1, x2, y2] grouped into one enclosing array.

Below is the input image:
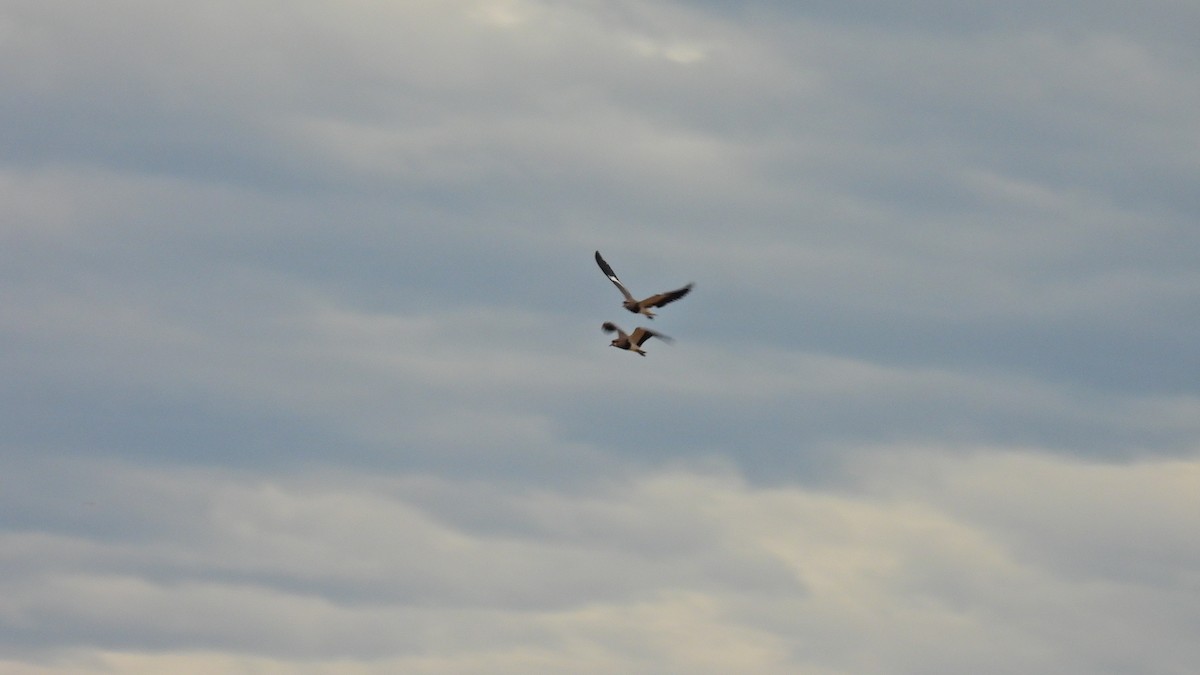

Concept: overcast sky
[[2, 1, 1199, 673]]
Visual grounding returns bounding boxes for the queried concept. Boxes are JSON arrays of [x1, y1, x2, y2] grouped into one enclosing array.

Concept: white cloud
[[1, 450, 1197, 673]]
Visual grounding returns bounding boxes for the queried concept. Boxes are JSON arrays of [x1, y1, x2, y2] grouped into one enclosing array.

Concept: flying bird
[[595, 250, 692, 319], [602, 322, 672, 356]]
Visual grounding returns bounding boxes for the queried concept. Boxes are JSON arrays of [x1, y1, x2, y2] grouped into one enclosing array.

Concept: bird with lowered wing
[[601, 322, 672, 356]]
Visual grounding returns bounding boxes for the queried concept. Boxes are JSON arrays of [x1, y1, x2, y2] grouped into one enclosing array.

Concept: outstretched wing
[[630, 327, 672, 347], [595, 251, 635, 302], [641, 283, 693, 309], [601, 321, 628, 339]]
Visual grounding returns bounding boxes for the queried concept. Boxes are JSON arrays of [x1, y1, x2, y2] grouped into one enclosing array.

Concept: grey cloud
[[7, 454, 1193, 673], [3, 0, 1200, 671]]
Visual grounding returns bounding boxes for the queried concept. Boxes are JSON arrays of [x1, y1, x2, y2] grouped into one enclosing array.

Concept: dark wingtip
[[601, 322, 618, 333]]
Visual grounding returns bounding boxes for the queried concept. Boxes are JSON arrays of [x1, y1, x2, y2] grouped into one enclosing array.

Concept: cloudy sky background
[[2, 1, 1199, 672]]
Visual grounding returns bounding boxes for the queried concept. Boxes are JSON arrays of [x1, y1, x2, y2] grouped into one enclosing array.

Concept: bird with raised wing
[[595, 250, 692, 319], [602, 322, 672, 356]]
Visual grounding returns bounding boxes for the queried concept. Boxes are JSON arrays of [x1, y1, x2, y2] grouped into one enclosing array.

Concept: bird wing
[[601, 321, 628, 340], [630, 327, 672, 347], [594, 251, 635, 302], [641, 283, 693, 308]]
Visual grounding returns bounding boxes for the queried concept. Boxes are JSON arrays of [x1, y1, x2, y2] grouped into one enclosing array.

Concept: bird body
[[602, 321, 671, 356], [595, 250, 692, 319]]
